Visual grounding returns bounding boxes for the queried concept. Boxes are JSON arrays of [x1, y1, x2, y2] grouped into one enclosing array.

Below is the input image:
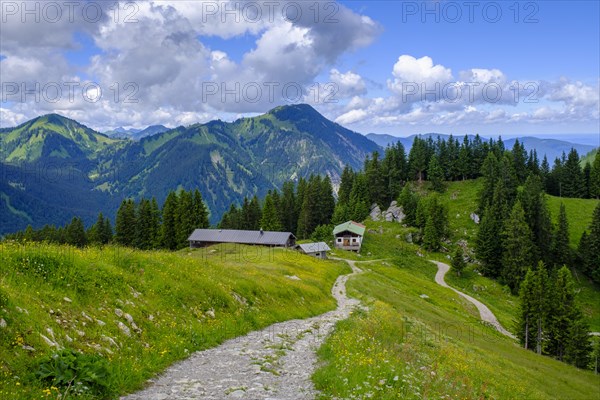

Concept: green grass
[[313, 225, 600, 399], [0, 241, 349, 399], [546, 195, 599, 247]]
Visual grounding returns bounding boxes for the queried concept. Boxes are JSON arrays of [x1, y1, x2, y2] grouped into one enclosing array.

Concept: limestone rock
[[369, 204, 382, 221], [470, 213, 480, 224]]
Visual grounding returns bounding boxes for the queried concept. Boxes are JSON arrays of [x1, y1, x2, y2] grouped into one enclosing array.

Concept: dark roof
[[333, 221, 366, 236], [188, 229, 295, 246], [297, 242, 331, 253]]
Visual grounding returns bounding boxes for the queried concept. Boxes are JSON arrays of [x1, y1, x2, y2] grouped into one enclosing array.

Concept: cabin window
[[352, 238, 357, 243], [337, 238, 342, 243]]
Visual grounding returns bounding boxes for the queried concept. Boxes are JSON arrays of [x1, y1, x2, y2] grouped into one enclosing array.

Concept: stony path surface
[[430, 260, 516, 339], [122, 260, 362, 400]]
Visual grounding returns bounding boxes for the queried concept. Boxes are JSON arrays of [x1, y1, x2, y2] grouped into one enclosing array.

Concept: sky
[[0, 0, 598, 142]]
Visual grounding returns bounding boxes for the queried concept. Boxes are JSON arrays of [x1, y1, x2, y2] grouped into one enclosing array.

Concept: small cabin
[[296, 242, 331, 259], [333, 221, 366, 252], [188, 229, 296, 248]]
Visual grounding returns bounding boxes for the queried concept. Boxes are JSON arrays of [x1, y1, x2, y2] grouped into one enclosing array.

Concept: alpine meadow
[[1, 1, 599, 399]]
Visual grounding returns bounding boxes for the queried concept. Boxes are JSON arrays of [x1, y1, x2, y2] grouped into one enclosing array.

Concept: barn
[[333, 221, 366, 252], [296, 242, 331, 259], [188, 229, 296, 248]]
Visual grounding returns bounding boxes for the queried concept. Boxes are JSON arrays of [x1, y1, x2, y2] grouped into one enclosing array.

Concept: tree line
[[6, 189, 210, 251]]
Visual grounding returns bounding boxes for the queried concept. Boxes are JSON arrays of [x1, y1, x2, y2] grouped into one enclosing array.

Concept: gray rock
[[114, 308, 124, 318], [470, 213, 480, 224], [369, 204, 382, 221], [0, 318, 6, 328], [405, 233, 413, 243], [117, 321, 131, 337]]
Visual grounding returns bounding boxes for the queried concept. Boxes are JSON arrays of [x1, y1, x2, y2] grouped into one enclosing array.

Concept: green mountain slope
[[0, 105, 380, 233], [0, 114, 121, 163]]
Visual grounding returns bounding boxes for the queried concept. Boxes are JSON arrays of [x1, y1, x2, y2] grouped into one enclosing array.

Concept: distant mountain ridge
[[366, 132, 597, 162], [104, 125, 170, 140]]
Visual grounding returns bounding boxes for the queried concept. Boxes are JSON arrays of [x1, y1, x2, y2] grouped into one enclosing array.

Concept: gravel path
[[122, 260, 362, 400], [430, 260, 516, 339]]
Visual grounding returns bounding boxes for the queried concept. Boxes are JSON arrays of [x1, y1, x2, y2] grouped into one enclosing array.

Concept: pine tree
[[319, 175, 336, 225], [115, 199, 136, 247], [511, 139, 528, 184], [88, 213, 105, 245], [577, 231, 591, 275], [546, 267, 590, 363], [135, 199, 154, 250], [427, 155, 445, 192], [348, 173, 370, 222], [338, 165, 355, 206], [479, 152, 499, 213], [587, 203, 600, 283], [365, 151, 387, 206], [562, 148, 584, 198], [149, 198, 161, 247], [517, 262, 550, 354], [476, 207, 503, 278], [551, 203, 571, 268], [590, 153, 600, 199], [519, 175, 552, 265], [582, 162, 592, 199], [66, 217, 87, 248], [502, 201, 535, 293], [408, 136, 429, 182], [177, 190, 195, 248], [451, 247, 466, 276], [457, 135, 472, 180], [398, 183, 419, 227], [540, 155, 551, 190], [281, 181, 298, 233], [261, 191, 283, 231], [161, 192, 179, 250], [101, 217, 113, 244], [192, 190, 209, 230]]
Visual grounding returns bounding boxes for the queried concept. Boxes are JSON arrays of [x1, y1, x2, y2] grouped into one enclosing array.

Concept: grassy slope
[[0, 242, 349, 399], [438, 179, 600, 331], [314, 221, 600, 399]]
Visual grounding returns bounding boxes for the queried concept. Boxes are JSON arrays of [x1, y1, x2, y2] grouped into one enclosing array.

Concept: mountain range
[[104, 125, 171, 141], [0, 104, 378, 234], [1, 105, 597, 236]]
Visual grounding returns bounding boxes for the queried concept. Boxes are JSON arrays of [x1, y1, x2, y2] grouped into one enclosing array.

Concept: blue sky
[[0, 0, 598, 141]]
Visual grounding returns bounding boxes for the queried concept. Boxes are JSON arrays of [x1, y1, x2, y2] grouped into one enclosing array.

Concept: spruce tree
[[517, 262, 550, 354], [115, 199, 136, 247], [88, 213, 105, 245], [408, 136, 429, 182], [479, 152, 499, 213], [562, 148, 584, 198], [587, 203, 600, 282], [511, 139, 528, 184], [398, 183, 419, 227], [476, 207, 503, 278], [590, 153, 600, 199], [261, 191, 283, 231], [192, 190, 209, 230], [177, 190, 195, 248], [427, 155, 445, 192], [161, 192, 179, 250], [66, 217, 87, 248], [546, 266, 590, 363], [135, 199, 154, 250], [281, 181, 298, 233], [502, 201, 535, 293], [101, 217, 113, 244], [551, 203, 571, 268], [319, 175, 336, 225], [451, 247, 466, 276]]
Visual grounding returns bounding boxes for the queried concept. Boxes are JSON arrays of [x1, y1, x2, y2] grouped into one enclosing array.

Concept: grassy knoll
[[0, 242, 349, 399], [313, 222, 600, 399]]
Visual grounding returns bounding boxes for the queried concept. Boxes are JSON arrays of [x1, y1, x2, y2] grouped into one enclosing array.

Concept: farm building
[[333, 221, 366, 252], [188, 229, 296, 248], [296, 242, 331, 259]]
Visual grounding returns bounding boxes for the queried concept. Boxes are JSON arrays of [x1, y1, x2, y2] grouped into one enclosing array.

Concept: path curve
[[122, 260, 362, 400], [430, 260, 516, 339]]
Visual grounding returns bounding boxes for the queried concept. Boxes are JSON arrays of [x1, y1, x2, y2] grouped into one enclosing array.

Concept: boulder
[[370, 203, 382, 221]]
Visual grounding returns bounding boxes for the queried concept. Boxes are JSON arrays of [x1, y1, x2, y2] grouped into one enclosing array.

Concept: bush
[[36, 349, 112, 398]]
